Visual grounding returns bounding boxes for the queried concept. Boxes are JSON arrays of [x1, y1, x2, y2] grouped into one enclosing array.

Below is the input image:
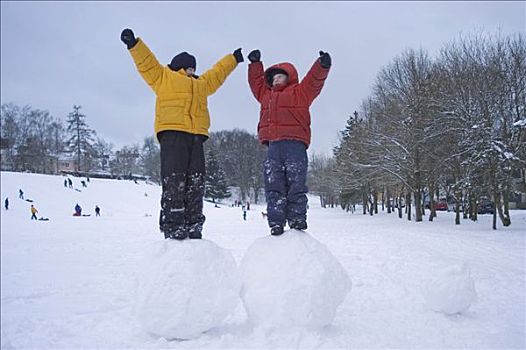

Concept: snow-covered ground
[[1, 171, 525, 349]]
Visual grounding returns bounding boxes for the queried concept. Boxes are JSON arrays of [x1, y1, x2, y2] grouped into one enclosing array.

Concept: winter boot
[[164, 226, 188, 240], [187, 220, 204, 239], [289, 220, 307, 231], [270, 225, 284, 236]]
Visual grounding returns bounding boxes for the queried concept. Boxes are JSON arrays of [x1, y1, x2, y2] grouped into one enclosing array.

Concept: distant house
[[57, 157, 78, 173]]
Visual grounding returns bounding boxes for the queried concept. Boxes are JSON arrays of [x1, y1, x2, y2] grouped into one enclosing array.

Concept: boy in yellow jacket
[[121, 28, 243, 240], [30, 205, 38, 220]]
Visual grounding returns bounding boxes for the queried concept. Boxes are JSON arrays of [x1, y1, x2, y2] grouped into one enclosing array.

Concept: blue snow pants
[[264, 140, 308, 228]]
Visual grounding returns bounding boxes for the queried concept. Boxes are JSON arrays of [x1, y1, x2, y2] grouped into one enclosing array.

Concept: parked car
[[477, 200, 495, 214], [435, 199, 448, 211]]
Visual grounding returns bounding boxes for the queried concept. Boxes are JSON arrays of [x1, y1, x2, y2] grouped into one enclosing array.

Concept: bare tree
[[139, 136, 160, 183]]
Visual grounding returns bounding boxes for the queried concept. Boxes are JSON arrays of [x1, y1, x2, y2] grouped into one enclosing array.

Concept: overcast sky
[[1, 1, 524, 156]]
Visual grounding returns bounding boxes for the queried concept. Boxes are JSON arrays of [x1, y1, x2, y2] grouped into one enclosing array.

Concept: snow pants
[[158, 131, 207, 239], [264, 140, 308, 228]]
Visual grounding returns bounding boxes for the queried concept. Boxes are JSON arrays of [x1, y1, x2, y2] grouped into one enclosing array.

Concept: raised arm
[[299, 51, 331, 104], [247, 50, 266, 102], [200, 48, 243, 96], [121, 28, 163, 92]]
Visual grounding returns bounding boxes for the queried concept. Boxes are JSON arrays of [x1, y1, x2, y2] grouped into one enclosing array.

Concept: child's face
[[185, 67, 195, 76], [272, 73, 288, 86]]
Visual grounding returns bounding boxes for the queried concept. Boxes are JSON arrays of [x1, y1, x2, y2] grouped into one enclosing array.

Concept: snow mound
[[239, 230, 351, 329], [134, 239, 241, 340], [422, 262, 477, 315]]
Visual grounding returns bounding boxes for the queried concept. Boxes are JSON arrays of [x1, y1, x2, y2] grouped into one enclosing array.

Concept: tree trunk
[[455, 190, 462, 225], [492, 191, 500, 230], [494, 189, 511, 228], [406, 191, 412, 221], [362, 190, 367, 215], [469, 192, 477, 222], [428, 187, 435, 222], [462, 190, 468, 220], [373, 191, 378, 215], [501, 186, 511, 226], [430, 183, 437, 220], [421, 190, 425, 217], [386, 187, 392, 214], [398, 192, 403, 219], [414, 190, 422, 222]]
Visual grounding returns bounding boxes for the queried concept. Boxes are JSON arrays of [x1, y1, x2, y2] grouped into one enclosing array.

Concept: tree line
[[309, 32, 525, 229], [0, 103, 266, 203]]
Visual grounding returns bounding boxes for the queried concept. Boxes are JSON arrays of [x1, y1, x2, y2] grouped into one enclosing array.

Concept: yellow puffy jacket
[[128, 38, 238, 137]]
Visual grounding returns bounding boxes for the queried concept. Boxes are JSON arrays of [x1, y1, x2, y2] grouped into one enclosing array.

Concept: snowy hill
[[1, 171, 525, 349]]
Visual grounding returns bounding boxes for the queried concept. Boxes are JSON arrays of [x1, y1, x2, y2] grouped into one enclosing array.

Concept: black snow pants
[[158, 130, 207, 239]]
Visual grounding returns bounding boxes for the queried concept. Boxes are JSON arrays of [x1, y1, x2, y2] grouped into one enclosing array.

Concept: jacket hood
[[264, 62, 299, 87]]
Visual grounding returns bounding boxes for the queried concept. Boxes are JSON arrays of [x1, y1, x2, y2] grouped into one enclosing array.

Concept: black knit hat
[[169, 52, 196, 72]]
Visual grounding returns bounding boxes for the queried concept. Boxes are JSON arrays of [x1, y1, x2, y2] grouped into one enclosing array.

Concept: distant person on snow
[[247, 49, 331, 236], [95, 205, 101, 217], [121, 28, 244, 240], [19, 189, 24, 200], [4, 197, 8, 210], [68, 178, 73, 188], [64, 179, 68, 188], [74, 203, 82, 216], [30, 204, 38, 220]]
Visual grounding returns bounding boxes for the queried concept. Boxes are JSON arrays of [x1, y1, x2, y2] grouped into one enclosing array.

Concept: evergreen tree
[[66, 105, 95, 172], [205, 149, 231, 203]]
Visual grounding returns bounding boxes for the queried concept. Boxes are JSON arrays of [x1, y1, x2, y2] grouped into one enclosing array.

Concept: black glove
[[233, 48, 244, 63], [248, 49, 261, 63], [121, 28, 137, 49], [319, 51, 331, 69]]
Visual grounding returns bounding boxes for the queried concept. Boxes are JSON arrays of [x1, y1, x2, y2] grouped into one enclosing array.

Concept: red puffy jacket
[[248, 59, 330, 148]]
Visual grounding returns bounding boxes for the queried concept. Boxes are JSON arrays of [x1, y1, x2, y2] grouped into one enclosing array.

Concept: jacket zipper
[[190, 77, 195, 132], [268, 91, 273, 123]]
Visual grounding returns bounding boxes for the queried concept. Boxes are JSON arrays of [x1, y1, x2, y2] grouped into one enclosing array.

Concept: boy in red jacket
[[247, 50, 331, 235]]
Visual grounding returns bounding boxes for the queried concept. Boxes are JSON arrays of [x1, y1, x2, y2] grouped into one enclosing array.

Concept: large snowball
[[239, 230, 351, 329], [135, 239, 241, 340], [422, 262, 477, 315]]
